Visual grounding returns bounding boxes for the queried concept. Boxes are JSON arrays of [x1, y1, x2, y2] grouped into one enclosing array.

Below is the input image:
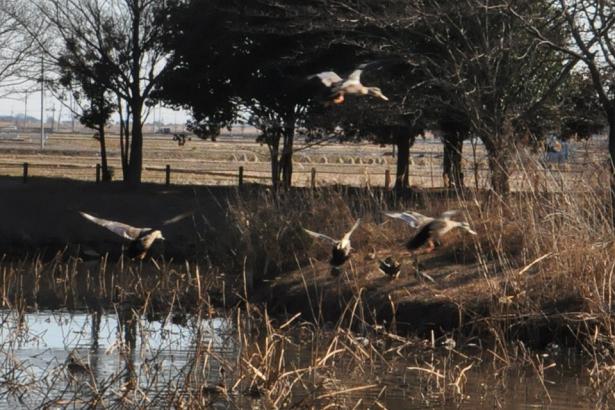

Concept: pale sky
[[0, 87, 191, 125]]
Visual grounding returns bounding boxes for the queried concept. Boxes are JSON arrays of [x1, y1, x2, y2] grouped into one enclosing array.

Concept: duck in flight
[[308, 64, 389, 105], [385, 210, 477, 252], [303, 219, 361, 276], [80, 211, 166, 260]]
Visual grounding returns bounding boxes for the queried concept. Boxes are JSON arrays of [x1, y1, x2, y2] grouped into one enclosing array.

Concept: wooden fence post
[[165, 164, 171, 186], [238, 166, 244, 187], [22, 162, 28, 183], [384, 169, 391, 190], [430, 153, 434, 188], [311, 167, 316, 189], [96, 164, 101, 183]]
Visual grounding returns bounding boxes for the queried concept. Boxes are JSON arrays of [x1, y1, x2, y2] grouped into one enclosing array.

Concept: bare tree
[[511, 0, 615, 218], [35, 0, 169, 185], [0, 0, 39, 95], [408, 0, 570, 194]]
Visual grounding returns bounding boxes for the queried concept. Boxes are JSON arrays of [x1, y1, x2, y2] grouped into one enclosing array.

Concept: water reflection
[[0, 310, 599, 409], [0, 309, 235, 408]]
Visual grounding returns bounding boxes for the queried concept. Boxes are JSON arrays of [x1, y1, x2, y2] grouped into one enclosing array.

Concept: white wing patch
[[162, 210, 194, 226], [439, 210, 460, 220], [303, 228, 339, 245], [406, 211, 433, 225], [311, 71, 343, 87], [346, 69, 363, 82], [80, 211, 147, 240], [384, 212, 420, 228], [339, 218, 361, 249]]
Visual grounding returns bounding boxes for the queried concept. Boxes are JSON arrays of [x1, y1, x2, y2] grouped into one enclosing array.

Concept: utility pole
[[40, 56, 45, 149], [70, 94, 75, 133], [56, 104, 61, 132], [23, 91, 28, 130]]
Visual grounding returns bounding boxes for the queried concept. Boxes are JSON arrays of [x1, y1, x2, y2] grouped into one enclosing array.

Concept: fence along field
[[0, 131, 609, 191]]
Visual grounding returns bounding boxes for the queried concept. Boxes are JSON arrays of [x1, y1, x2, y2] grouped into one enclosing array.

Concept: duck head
[[366, 87, 389, 101]]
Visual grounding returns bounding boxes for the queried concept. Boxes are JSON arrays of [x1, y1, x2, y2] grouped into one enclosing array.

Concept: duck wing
[[406, 211, 434, 225], [162, 210, 194, 226], [346, 69, 363, 83], [439, 210, 460, 220], [308, 71, 343, 88], [80, 212, 148, 240], [384, 212, 421, 228], [303, 228, 339, 245], [339, 218, 361, 249]]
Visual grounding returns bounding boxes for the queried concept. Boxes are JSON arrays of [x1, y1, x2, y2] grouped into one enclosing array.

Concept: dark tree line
[[33, 0, 610, 209]]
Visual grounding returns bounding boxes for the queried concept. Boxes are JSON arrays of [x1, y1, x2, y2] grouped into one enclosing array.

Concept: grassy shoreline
[[1, 175, 611, 352]]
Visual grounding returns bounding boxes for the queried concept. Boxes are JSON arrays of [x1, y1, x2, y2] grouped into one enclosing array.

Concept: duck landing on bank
[[79, 211, 165, 260], [385, 210, 477, 282], [304, 219, 361, 277]]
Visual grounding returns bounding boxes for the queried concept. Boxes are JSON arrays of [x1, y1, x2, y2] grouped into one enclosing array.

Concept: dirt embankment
[[254, 247, 583, 349]]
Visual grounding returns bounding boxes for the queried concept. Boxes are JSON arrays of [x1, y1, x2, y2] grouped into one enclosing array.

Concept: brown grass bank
[[1, 174, 615, 353]]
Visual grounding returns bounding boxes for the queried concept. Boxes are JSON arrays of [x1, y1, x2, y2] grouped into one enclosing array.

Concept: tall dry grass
[[227, 157, 615, 347]]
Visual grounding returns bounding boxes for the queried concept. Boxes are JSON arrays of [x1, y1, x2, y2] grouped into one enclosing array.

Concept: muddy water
[[0, 310, 595, 409]]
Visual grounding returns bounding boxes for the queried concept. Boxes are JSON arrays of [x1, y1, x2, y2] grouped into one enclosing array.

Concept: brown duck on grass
[[303, 219, 361, 276], [80, 211, 165, 260], [378, 256, 401, 279], [308, 64, 389, 105]]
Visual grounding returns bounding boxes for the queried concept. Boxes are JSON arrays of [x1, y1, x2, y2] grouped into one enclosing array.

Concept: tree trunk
[[117, 97, 129, 181], [280, 122, 294, 189], [394, 130, 410, 195], [126, 1, 142, 186], [125, 104, 143, 185], [280, 145, 293, 189], [443, 133, 464, 188], [268, 131, 282, 192], [608, 110, 615, 225], [98, 123, 111, 182], [484, 138, 511, 195]]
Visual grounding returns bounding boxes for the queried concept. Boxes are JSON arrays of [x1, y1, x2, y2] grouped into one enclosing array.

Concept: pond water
[[0, 310, 598, 409]]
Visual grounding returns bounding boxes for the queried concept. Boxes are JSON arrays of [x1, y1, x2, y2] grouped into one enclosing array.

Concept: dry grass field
[[0, 130, 610, 190]]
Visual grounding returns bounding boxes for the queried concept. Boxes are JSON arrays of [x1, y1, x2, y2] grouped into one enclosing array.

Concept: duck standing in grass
[[303, 219, 361, 276], [79, 211, 165, 260], [378, 256, 401, 279], [308, 64, 389, 105]]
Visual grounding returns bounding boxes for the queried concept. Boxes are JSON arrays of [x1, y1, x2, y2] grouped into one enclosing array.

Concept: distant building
[[0, 125, 19, 140]]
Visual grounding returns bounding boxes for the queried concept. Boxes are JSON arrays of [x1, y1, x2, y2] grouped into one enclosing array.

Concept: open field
[[0, 131, 610, 190]]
